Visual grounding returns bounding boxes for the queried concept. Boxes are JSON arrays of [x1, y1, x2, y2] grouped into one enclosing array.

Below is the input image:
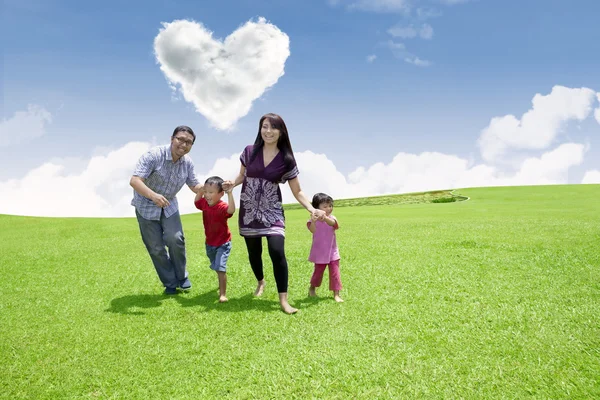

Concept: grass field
[[1, 185, 599, 399]]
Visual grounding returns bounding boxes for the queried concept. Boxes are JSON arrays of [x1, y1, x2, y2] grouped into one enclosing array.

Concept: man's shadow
[[106, 290, 281, 315]]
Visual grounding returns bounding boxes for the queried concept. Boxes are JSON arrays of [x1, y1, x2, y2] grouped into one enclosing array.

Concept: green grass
[[1, 184, 599, 399]]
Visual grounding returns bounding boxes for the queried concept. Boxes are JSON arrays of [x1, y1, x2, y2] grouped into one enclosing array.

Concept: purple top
[[238, 145, 299, 237]]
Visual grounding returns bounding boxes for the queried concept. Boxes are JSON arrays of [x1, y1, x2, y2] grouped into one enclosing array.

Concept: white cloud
[[0, 140, 589, 217], [437, 0, 470, 4], [420, 23, 434, 39], [153, 18, 290, 131], [0, 105, 52, 147], [366, 54, 377, 63], [478, 86, 597, 162], [416, 7, 443, 19], [0, 142, 151, 217], [595, 94, 600, 124], [388, 25, 418, 38], [387, 23, 433, 39], [582, 170, 600, 184], [404, 56, 431, 67], [334, 0, 410, 13]]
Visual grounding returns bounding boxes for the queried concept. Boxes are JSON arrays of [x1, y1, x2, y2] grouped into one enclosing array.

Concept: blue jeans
[[136, 209, 189, 289]]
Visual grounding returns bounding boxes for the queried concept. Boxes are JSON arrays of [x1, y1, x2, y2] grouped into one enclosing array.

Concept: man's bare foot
[[219, 295, 228, 303], [308, 286, 317, 297], [254, 280, 266, 297]]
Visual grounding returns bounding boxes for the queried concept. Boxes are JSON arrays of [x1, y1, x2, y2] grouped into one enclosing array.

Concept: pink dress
[[308, 216, 342, 291], [308, 218, 340, 263]]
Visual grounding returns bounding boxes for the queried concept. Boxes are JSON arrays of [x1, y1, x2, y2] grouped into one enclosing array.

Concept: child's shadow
[[294, 295, 329, 309], [106, 290, 281, 315]]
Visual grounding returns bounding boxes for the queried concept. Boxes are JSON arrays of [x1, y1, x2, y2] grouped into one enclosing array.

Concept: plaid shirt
[[131, 144, 200, 220]]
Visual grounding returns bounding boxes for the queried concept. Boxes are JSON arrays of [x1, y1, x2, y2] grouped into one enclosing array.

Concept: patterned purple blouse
[[238, 145, 299, 237]]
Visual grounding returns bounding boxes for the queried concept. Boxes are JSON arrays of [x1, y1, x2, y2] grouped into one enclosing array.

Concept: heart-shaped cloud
[[154, 18, 290, 131]]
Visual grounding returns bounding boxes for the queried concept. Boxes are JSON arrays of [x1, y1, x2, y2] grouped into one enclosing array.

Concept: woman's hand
[[222, 180, 234, 192], [312, 209, 326, 220]]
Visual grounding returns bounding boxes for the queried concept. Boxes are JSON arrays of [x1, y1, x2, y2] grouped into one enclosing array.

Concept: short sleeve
[[280, 157, 299, 183], [331, 216, 339, 230], [133, 149, 158, 179], [194, 197, 208, 211], [240, 145, 253, 167]]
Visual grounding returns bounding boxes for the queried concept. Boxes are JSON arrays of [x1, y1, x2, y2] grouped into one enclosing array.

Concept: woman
[[223, 113, 325, 314]]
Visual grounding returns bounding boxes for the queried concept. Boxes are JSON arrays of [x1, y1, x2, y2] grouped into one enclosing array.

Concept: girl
[[308, 193, 343, 302]]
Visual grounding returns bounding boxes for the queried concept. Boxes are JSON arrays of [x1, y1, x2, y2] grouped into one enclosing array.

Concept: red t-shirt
[[194, 198, 233, 247]]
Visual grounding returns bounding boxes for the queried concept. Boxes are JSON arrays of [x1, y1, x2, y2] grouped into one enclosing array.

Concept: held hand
[[222, 180, 234, 192], [151, 193, 170, 208], [310, 214, 318, 222], [312, 209, 326, 221]]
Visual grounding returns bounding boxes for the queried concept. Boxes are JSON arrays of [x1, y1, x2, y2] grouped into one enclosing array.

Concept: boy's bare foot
[[308, 286, 317, 297], [219, 295, 228, 303], [254, 280, 266, 297]]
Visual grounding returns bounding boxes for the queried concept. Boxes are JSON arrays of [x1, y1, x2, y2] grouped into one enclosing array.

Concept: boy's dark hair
[[204, 176, 224, 191], [172, 125, 196, 143], [311, 193, 334, 209]]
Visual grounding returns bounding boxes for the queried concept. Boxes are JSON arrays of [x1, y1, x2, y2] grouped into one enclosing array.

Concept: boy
[[194, 176, 235, 302]]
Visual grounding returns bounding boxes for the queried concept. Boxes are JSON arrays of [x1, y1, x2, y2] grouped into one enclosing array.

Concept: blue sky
[[2, 0, 600, 217]]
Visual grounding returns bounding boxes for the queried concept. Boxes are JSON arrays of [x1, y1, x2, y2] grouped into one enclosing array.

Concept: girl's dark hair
[[311, 193, 334, 209], [172, 125, 196, 143], [204, 176, 224, 191], [249, 113, 295, 167]]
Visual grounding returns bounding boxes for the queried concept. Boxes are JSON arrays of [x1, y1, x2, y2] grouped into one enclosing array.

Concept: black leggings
[[244, 236, 288, 293]]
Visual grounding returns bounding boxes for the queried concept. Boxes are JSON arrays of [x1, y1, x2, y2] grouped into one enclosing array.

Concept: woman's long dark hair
[[249, 113, 296, 168]]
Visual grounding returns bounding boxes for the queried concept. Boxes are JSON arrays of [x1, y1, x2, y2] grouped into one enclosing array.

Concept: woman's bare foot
[[219, 295, 228, 303], [334, 291, 344, 303], [279, 293, 298, 314], [308, 286, 317, 297], [254, 280, 266, 297]]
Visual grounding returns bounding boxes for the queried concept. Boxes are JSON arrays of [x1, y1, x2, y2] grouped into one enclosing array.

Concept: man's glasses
[[173, 136, 194, 146]]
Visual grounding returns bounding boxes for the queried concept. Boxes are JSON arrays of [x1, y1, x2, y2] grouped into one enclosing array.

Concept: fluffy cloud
[[388, 23, 433, 39], [345, 0, 410, 13], [331, 0, 466, 13], [404, 56, 431, 67], [0, 105, 52, 147], [582, 170, 600, 184], [478, 86, 597, 162], [595, 94, 600, 124], [0, 142, 151, 217], [154, 18, 290, 131], [1, 141, 587, 218], [366, 54, 377, 63]]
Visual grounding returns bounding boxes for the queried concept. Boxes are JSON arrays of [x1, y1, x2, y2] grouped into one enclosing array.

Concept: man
[[130, 125, 202, 294]]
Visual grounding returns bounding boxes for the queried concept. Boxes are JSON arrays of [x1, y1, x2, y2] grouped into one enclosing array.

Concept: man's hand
[[151, 193, 170, 208]]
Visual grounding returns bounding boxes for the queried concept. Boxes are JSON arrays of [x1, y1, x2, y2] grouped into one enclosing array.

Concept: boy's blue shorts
[[205, 241, 232, 272]]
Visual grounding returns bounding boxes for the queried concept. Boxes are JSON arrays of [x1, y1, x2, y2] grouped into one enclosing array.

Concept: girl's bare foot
[[308, 286, 317, 297], [334, 291, 344, 302], [219, 295, 228, 303], [254, 280, 266, 297], [279, 293, 298, 314]]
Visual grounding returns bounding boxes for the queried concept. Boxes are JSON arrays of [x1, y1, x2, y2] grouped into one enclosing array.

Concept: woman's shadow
[[106, 290, 281, 315]]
